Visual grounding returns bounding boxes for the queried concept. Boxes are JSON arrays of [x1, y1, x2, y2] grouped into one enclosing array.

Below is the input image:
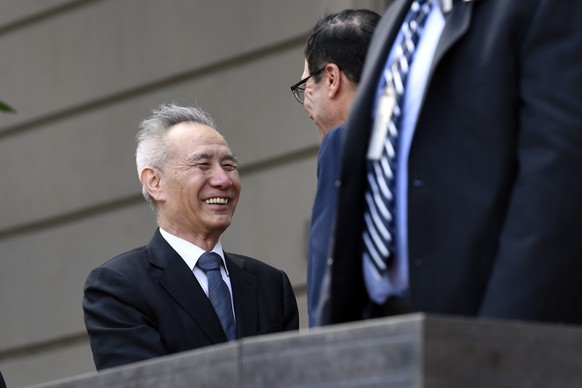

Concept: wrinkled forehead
[[168, 122, 231, 151], [171, 121, 223, 138]]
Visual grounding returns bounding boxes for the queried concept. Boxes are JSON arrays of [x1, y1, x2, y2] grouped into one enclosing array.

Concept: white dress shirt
[[159, 228, 235, 316]]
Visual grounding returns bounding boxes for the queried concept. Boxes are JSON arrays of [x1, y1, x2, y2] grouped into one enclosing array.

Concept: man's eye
[[222, 164, 237, 171], [196, 162, 211, 169]]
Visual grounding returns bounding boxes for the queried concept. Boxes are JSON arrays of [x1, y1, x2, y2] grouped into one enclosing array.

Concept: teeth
[[204, 197, 229, 205]]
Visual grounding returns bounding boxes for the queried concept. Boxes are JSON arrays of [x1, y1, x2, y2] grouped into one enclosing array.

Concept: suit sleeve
[[479, 0, 582, 321], [281, 270, 300, 330], [307, 125, 344, 326], [83, 265, 166, 370]]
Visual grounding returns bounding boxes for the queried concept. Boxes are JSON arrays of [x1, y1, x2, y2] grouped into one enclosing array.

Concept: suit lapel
[[147, 230, 227, 343], [342, 0, 411, 176], [358, 0, 409, 113], [225, 253, 258, 338], [411, 0, 474, 147], [332, 1, 414, 323], [366, 0, 409, 75], [428, 0, 474, 81]]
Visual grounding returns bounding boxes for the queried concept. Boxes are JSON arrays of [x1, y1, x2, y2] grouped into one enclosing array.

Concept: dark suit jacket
[[307, 125, 345, 327], [83, 229, 299, 370], [325, 0, 582, 324]]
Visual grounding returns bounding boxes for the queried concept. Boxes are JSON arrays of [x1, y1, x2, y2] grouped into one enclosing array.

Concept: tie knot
[[197, 252, 222, 272]]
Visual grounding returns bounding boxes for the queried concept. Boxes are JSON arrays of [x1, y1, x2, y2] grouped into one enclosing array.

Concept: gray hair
[[136, 103, 217, 211]]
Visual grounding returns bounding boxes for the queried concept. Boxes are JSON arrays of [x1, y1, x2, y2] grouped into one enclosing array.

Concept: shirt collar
[[436, 0, 476, 15], [159, 227, 229, 275], [435, 0, 450, 14]]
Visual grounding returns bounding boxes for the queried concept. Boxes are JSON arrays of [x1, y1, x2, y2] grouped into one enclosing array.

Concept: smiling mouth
[[204, 197, 229, 205]]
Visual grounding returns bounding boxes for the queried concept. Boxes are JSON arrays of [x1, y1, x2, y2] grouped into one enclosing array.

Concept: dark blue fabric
[[307, 124, 345, 327], [322, 0, 582, 325], [197, 252, 236, 341]]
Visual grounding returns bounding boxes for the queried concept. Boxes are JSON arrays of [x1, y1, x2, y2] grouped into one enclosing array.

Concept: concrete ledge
[[27, 314, 582, 388]]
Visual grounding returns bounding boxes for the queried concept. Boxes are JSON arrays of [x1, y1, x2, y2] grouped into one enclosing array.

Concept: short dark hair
[[305, 9, 380, 84]]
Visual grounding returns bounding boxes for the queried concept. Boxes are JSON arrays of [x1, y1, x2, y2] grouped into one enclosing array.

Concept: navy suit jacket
[[83, 229, 299, 370], [307, 125, 344, 327], [321, 0, 582, 325]]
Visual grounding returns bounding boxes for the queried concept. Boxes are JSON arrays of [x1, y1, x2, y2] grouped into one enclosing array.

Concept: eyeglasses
[[290, 67, 325, 105]]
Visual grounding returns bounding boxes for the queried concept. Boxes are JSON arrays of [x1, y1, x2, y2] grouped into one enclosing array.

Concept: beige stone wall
[[0, 1, 390, 386]]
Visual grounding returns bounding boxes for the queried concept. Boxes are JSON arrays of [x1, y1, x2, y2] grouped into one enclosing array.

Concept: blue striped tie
[[197, 252, 236, 341], [363, 0, 432, 279]]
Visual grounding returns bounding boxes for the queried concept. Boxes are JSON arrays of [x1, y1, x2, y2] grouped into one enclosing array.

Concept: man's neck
[[158, 224, 220, 252]]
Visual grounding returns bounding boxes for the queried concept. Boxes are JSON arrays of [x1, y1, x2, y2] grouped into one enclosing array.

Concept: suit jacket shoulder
[[84, 230, 299, 370]]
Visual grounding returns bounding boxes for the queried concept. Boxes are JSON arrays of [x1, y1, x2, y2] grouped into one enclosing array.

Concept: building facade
[[0, 1, 389, 386]]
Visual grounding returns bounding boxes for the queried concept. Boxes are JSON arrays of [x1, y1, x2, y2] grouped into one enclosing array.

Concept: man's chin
[[207, 218, 232, 232]]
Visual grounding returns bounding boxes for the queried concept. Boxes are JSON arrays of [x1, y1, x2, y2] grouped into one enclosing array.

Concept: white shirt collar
[[436, 0, 476, 15], [159, 228, 229, 275], [436, 0, 451, 14]]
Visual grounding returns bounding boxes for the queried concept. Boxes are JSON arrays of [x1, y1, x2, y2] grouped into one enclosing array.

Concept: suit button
[[335, 179, 341, 187], [414, 259, 423, 267], [412, 179, 424, 187]]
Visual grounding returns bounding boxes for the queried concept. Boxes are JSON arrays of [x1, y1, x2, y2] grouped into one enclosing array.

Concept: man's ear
[[325, 63, 342, 98], [140, 167, 165, 202]]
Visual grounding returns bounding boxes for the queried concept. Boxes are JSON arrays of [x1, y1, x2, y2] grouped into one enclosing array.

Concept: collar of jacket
[[438, 0, 482, 14]]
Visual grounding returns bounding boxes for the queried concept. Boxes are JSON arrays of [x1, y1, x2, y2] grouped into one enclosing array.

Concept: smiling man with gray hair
[[83, 103, 299, 370]]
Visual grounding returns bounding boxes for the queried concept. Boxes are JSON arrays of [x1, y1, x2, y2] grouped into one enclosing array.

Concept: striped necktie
[[363, 0, 433, 283], [197, 252, 237, 341]]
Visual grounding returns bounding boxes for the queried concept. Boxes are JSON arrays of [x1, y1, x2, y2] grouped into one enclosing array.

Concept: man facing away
[[318, 0, 582, 326], [290, 9, 380, 327], [83, 104, 299, 370]]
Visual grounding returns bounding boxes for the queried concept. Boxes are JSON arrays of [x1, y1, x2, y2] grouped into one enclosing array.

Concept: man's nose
[[209, 167, 233, 188]]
